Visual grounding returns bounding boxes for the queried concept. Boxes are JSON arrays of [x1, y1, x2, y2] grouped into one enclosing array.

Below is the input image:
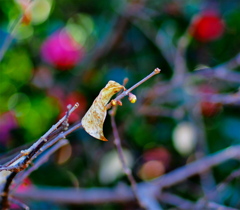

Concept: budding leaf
[[81, 81, 124, 141]]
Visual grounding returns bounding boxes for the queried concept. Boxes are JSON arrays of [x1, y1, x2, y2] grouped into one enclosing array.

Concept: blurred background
[[0, 0, 240, 209]]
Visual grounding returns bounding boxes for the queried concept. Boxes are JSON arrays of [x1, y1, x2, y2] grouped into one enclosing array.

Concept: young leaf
[[81, 81, 124, 141]]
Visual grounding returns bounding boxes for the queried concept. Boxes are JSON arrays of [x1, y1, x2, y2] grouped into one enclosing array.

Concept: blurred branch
[[197, 91, 240, 105], [158, 192, 237, 210], [188, 102, 216, 198], [197, 167, 240, 207], [150, 145, 240, 188], [193, 52, 240, 84], [13, 145, 240, 208], [193, 68, 240, 84], [158, 192, 194, 209], [0, 15, 22, 62], [132, 20, 175, 69], [0, 1, 34, 62], [172, 32, 191, 84], [14, 185, 134, 205], [13, 186, 237, 210], [138, 106, 184, 119], [217, 167, 240, 192], [8, 197, 29, 210], [214, 52, 240, 71]]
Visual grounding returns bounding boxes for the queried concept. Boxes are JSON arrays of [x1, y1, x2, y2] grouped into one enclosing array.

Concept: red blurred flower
[[61, 92, 87, 123], [138, 147, 171, 181], [48, 87, 87, 123], [189, 10, 225, 42], [41, 30, 84, 70], [198, 85, 222, 117]]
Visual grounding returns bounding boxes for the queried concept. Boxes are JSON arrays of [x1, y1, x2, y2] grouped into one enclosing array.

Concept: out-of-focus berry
[[49, 89, 87, 123], [41, 30, 84, 70], [199, 85, 222, 117], [138, 147, 171, 181], [189, 10, 225, 42], [138, 160, 165, 181]]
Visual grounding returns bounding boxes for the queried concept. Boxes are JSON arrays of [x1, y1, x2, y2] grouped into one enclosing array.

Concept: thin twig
[[197, 91, 240, 105], [0, 0, 34, 62], [189, 101, 217, 198], [197, 167, 240, 206], [0, 15, 22, 62], [110, 114, 146, 209], [106, 68, 161, 110], [159, 192, 238, 210], [172, 32, 191, 84], [0, 103, 79, 172]]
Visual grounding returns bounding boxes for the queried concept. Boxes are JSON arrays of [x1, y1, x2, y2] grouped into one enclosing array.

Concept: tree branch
[[150, 145, 240, 188]]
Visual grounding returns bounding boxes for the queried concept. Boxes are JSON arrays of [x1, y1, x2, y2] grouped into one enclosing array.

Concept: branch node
[[20, 150, 29, 156]]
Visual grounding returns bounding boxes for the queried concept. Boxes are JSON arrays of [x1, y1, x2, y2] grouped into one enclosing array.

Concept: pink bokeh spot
[[41, 30, 85, 70], [0, 112, 18, 145]]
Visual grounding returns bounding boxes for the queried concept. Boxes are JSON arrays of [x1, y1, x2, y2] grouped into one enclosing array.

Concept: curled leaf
[[81, 81, 124, 141]]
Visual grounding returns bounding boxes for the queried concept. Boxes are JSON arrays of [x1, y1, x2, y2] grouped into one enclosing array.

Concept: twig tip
[[154, 68, 161, 74], [74, 102, 79, 108]]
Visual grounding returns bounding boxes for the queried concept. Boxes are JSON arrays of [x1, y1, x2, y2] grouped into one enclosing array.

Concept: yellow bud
[[128, 93, 137, 103], [111, 100, 117, 106]]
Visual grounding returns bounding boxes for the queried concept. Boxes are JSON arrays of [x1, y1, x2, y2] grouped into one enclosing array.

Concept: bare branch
[[159, 192, 238, 210], [12, 139, 69, 193], [150, 145, 240, 188], [197, 91, 240, 105], [106, 68, 161, 110], [12, 141, 240, 208], [0, 103, 79, 172], [110, 114, 146, 209]]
